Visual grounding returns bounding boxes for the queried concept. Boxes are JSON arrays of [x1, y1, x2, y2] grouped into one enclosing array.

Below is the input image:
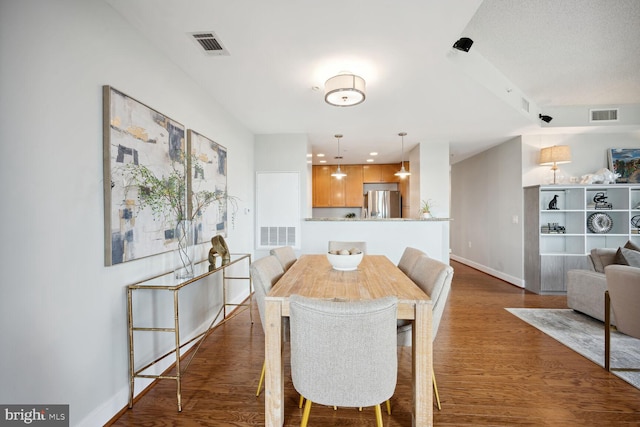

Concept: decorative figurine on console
[[548, 195, 559, 210], [593, 192, 613, 210], [209, 235, 230, 270]]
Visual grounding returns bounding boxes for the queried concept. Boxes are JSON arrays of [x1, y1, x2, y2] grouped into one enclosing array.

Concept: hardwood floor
[[109, 261, 640, 426]]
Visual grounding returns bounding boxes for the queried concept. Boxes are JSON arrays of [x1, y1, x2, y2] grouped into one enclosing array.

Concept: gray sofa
[[566, 248, 617, 324]]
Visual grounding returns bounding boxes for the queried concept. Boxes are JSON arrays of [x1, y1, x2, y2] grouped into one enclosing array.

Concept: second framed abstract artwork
[[187, 129, 229, 244]]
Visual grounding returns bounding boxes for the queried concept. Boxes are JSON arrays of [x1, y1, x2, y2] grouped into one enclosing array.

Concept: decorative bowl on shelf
[[326, 251, 364, 271]]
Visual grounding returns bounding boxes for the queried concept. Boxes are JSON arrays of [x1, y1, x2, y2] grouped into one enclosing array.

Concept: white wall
[[254, 134, 310, 259], [409, 140, 451, 260], [416, 140, 451, 219], [450, 137, 524, 285], [0, 1, 254, 425], [451, 131, 640, 287]]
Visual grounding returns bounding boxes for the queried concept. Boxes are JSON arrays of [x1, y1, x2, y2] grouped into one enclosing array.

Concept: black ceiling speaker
[[539, 114, 553, 123], [453, 37, 473, 52]]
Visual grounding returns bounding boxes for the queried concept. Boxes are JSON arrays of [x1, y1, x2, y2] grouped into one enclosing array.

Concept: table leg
[[174, 289, 182, 412], [127, 288, 134, 409], [412, 301, 433, 426], [265, 299, 284, 426]]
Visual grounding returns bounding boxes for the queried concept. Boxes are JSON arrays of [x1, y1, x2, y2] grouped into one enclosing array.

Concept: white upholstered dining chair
[[289, 294, 398, 427], [604, 264, 640, 371], [396, 254, 453, 410], [250, 255, 285, 396], [397, 246, 426, 276], [269, 245, 297, 271]]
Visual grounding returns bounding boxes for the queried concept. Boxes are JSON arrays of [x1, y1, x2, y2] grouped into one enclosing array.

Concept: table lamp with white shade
[[539, 145, 571, 184]]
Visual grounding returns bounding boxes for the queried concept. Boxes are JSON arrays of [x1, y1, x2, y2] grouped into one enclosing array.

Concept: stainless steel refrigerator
[[365, 190, 401, 218]]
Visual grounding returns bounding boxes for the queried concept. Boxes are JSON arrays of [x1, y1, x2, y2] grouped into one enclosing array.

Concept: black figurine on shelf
[[594, 192, 613, 209], [548, 194, 559, 210]]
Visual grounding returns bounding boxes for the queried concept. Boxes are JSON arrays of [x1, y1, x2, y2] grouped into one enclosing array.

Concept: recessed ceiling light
[[319, 159, 327, 163], [366, 159, 374, 163], [369, 152, 378, 156], [317, 153, 325, 157], [306, 153, 312, 158]]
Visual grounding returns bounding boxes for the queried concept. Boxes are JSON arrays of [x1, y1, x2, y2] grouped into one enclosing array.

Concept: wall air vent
[[590, 108, 618, 122], [189, 32, 229, 56], [260, 227, 296, 247]]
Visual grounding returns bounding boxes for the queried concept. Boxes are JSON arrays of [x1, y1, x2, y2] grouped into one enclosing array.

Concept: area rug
[[506, 308, 640, 390]]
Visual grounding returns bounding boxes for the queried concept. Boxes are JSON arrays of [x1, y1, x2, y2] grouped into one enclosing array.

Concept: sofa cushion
[[614, 248, 626, 265], [613, 247, 640, 267], [590, 248, 618, 273], [625, 239, 640, 251]]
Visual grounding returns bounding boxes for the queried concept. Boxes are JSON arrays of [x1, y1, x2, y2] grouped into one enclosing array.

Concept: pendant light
[[395, 132, 411, 178], [331, 134, 347, 179]]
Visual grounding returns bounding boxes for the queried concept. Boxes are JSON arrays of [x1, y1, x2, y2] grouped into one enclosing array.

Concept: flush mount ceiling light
[[324, 74, 366, 107], [395, 132, 411, 178], [331, 134, 347, 179]]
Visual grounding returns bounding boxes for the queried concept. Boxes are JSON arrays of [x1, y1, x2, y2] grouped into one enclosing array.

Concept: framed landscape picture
[[608, 148, 640, 183]]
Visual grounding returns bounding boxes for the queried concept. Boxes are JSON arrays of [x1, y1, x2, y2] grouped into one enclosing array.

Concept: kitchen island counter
[[301, 217, 451, 264]]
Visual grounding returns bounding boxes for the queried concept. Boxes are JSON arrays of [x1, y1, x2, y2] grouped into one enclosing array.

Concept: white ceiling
[[105, 0, 640, 165]]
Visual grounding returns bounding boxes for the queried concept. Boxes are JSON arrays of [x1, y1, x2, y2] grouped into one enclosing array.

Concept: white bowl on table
[[326, 251, 364, 271]]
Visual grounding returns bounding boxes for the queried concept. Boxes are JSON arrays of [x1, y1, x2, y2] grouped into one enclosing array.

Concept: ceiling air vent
[[521, 97, 530, 113], [189, 32, 229, 56], [590, 108, 618, 122]]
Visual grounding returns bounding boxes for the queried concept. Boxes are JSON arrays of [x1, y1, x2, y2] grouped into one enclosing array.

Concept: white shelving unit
[[524, 184, 640, 294]]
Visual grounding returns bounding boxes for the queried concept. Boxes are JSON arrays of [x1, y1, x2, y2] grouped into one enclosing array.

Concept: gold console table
[[126, 253, 252, 411]]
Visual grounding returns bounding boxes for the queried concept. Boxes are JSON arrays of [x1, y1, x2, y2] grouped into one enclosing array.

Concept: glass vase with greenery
[[120, 154, 236, 278]]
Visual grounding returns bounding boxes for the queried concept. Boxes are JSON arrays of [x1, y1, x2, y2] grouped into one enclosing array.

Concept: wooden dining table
[[264, 254, 433, 426]]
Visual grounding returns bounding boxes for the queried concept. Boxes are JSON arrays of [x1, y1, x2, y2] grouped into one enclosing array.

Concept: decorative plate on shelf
[[587, 212, 613, 234]]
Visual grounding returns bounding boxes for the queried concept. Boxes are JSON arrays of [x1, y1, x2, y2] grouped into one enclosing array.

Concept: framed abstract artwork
[[102, 86, 186, 266], [608, 148, 640, 183], [187, 129, 229, 243]]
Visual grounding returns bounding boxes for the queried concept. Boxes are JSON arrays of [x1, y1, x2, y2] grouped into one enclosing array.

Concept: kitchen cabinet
[[363, 164, 401, 183], [313, 165, 363, 207], [398, 164, 411, 217], [313, 165, 332, 207], [330, 173, 345, 206], [313, 164, 409, 208], [343, 165, 364, 207]]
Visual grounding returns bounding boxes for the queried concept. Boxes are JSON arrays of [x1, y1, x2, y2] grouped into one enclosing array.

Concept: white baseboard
[[450, 254, 524, 288]]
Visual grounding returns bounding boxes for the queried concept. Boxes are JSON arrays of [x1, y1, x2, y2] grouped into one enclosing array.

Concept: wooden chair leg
[[432, 369, 442, 410], [256, 360, 265, 397], [300, 399, 312, 427], [374, 404, 384, 427], [605, 290, 611, 371]]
